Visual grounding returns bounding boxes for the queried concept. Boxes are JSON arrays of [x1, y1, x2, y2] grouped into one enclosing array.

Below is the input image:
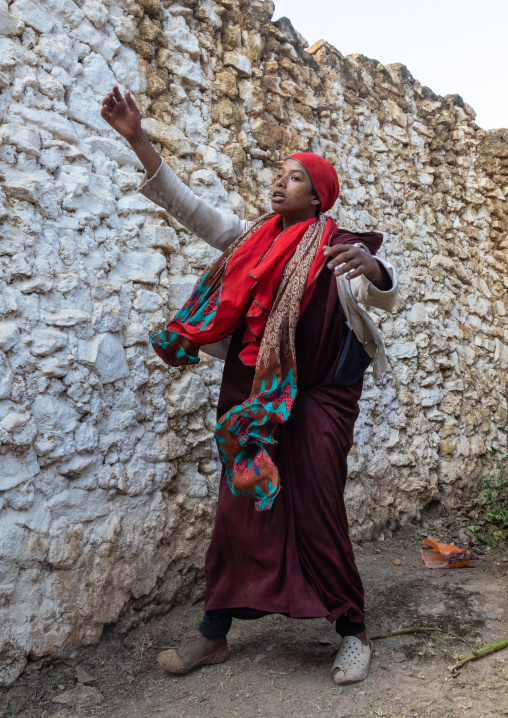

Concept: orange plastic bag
[[421, 539, 479, 569]]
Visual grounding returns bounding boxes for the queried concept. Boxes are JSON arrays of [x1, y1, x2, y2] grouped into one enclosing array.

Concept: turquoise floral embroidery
[[215, 369, 297, 511]]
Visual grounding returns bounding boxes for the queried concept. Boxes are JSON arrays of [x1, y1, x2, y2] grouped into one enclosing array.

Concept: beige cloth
[[138, 159, 249, 251], [138, 159, 399, 380], [338, 244, 398, 383]]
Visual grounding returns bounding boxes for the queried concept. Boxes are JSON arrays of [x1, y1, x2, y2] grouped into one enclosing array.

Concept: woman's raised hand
[[101, 85, 162, 177], [101, 85, 142, 142]]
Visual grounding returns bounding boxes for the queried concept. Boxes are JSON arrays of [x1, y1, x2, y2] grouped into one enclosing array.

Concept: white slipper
[[331, 636, 372, 685]]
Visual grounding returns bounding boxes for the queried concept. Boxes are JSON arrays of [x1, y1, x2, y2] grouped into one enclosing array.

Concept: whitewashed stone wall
[[0, 0, 507, 684]]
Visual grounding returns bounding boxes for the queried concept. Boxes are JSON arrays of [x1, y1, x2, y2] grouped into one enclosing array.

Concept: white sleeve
[[137, 160, 249, 252], [350, 257, 400, 312]]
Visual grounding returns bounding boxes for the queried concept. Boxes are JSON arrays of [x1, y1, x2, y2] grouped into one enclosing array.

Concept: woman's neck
[[281, 212, 318, 230]]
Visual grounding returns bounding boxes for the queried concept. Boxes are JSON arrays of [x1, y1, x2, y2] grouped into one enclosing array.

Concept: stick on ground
[[370, 626, 443, 640], [449, 637, 508, 673]]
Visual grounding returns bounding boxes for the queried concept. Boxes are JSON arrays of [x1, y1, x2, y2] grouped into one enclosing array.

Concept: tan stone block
[[441, 421, 457, 438], [250, 118, 283, 151], [279, 57, 298, 78], [440, 440, 454, 455], [293, 102, 313, 122], [137, 16, 163, 43], [139, 0, 163, 18], [388, 99, 407, 128], [266, 100, 284, 122], [222, 25, 241, 50], [213, 71, 238, 99], [224, 142, 246, 174], [140, 60, 168, 97], [223, 50, 252, 78], [263, 60, 278, 73], [261, 75, 280, 95], [211, 98, 240, 127], [131, 37, 155, 60], [142, 118, 195, 155], [144, 72, 167, 97], [124, 0, 143, 17]]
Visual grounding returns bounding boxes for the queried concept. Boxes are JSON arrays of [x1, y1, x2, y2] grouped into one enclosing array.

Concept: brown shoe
[[156, 643, 230, 675]]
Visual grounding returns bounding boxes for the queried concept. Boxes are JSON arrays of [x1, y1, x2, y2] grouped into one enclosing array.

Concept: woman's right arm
[[101, 86, 248, 252]]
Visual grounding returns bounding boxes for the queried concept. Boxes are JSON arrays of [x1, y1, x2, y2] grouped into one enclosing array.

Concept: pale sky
[[272, 0, 507, 130]]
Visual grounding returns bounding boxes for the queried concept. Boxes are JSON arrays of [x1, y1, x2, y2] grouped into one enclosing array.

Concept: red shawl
[[152, 154, 341, 509]]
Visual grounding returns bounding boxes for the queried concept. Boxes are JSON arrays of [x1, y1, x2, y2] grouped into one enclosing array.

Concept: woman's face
[[271, 159, 320, 221]]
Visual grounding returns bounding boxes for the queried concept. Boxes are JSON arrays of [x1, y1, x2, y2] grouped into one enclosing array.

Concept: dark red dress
[[203, 229, 383, 625]]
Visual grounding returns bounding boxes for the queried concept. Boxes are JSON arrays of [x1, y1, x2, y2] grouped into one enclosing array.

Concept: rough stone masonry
[[0, 0, 507, 685]]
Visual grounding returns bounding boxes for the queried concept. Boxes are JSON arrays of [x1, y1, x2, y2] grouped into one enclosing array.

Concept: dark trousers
[[199, 609, 366, 639]]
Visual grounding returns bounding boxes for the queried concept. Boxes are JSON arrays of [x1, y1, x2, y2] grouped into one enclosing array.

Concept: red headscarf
[[289, 152, 340, 212]]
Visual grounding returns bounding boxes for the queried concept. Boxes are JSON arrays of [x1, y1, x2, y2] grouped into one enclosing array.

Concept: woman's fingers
[[324, 245, 370, 274], [101, 99, 112, 118], [339, 266, 363, 280], [102, 92, 118, 114], [329, 252, 367, 278], [334, 260, 363, 277], [104, 87, 139, 114], [113, 85, 124, 102], [101, 92, 118, 123], [327, 250, 357, 270], [323, 243, 350, 257], [323, 244, 377, 281], [125, 90, 136, 108]]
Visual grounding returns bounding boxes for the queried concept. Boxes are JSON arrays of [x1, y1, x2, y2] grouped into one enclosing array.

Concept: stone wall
[[0, 0, 507, 684]]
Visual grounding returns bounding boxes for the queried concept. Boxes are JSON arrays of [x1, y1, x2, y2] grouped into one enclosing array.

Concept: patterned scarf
[[151, 212, 336, 510]]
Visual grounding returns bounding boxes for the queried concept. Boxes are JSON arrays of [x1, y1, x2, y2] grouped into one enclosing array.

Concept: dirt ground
[[2, 528, 508, 718]]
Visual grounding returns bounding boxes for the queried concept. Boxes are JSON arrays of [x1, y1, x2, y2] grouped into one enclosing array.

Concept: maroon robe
[[203, 228, 383, 624]]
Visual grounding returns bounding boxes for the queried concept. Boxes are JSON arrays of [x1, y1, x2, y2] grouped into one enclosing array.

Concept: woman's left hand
[[323, 244, 391, 289]]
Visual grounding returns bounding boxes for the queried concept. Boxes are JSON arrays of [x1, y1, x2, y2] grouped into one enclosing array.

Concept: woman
[[102, 86, 399, 685]]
